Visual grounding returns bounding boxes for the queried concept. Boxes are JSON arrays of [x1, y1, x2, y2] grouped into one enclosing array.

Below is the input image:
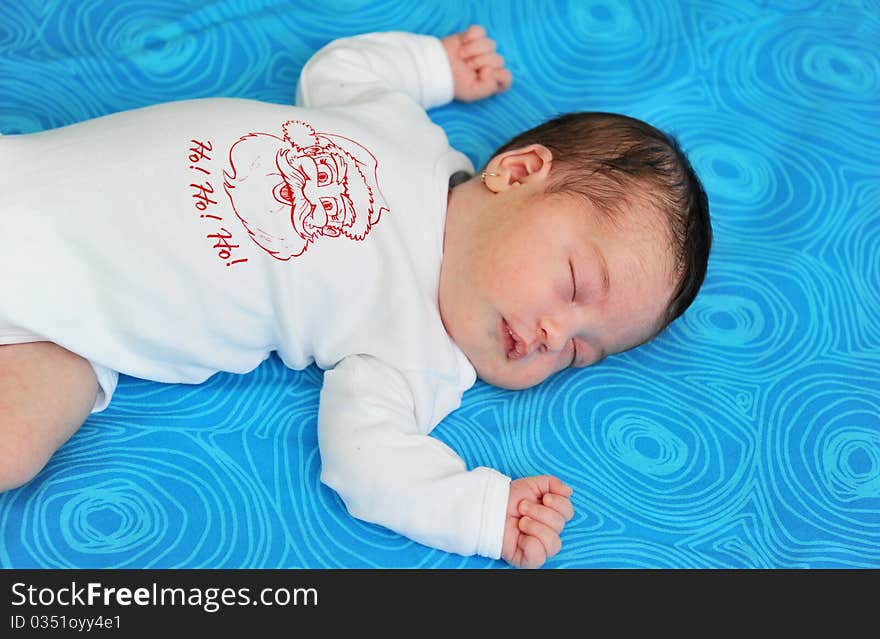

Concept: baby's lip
[[502, 318, 527, 360]]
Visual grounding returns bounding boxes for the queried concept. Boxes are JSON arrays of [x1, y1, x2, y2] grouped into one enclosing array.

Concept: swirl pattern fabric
[[1, 0, 877, 568]]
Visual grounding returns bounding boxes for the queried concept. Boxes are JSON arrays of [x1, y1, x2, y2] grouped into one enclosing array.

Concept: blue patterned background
[[1, 0, 878, 568]]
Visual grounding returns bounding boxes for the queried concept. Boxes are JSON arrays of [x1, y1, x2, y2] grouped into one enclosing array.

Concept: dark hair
[[492, 112, 712, 328]]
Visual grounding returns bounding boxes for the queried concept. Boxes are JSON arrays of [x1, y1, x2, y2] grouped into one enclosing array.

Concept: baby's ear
[[484, 144, 553, 191]]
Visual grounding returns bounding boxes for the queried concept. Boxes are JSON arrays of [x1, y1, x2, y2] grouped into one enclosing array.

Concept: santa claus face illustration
[[223, 120, 389, 260]]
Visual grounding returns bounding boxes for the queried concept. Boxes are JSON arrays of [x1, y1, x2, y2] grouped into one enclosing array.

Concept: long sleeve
[[318, 355, 510, 559], [295, 31, 455, 111]]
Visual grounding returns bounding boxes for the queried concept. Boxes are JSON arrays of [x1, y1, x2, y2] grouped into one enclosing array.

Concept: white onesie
[[0, 32, 510, 560]]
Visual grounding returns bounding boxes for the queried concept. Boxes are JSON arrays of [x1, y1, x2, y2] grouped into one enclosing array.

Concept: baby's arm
[[295, 26, 510, 111], [318, 355, 510, 559]]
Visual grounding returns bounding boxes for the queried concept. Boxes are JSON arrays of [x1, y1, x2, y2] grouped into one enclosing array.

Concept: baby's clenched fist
[[501, 475, 574, 568]]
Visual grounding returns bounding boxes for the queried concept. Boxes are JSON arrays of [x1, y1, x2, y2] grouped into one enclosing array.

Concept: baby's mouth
[[502, 319, 526, 360]]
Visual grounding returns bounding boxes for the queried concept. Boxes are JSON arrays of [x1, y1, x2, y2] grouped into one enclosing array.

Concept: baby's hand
[[501, 475, 574, 569], [441, 25, 513, 102]]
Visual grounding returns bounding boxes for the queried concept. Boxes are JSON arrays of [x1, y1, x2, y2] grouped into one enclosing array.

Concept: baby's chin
[[473, 361, 549, 391]]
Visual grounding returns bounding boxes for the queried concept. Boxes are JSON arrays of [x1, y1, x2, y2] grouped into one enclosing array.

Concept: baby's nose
[[537, 318, 568, 353]]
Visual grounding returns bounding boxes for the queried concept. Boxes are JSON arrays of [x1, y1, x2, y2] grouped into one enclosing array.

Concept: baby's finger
[[548, 476, 574, 497], [516, 532, 548, 569], [461, 37, 496, 60], [467, 52, 505, 71], [519, 516, 562, 558], [495, 67, 513, 92], [473, 66, 503, 96], [461, 24, 487, 43], [519, 500, 566, 533], [543, 492, 574, 521]]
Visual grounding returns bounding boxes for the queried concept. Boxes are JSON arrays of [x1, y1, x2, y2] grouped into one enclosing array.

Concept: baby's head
[[439, 112, 711, 389]]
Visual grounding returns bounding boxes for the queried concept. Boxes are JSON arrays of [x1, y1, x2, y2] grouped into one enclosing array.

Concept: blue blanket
[[1, 0, 877, 568]]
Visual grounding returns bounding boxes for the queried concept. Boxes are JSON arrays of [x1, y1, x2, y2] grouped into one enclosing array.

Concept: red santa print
[[223, 120, 389, 260]]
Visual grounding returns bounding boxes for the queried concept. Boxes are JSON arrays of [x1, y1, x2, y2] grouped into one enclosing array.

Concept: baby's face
[[439, 190, 675, 390]]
